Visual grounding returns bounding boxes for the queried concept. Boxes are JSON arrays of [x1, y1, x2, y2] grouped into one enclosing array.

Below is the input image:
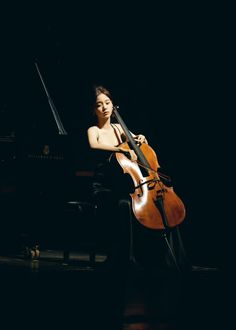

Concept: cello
[[112, 106, 186, 231]]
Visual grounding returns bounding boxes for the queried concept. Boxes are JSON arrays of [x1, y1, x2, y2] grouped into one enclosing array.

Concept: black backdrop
[[1, 3, 231, 268]]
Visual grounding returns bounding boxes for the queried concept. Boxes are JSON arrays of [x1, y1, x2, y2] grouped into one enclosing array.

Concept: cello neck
[[112, 106, 150, 169]]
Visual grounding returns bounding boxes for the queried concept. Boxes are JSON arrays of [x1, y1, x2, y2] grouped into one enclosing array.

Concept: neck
[[98, 118, 111, 129]]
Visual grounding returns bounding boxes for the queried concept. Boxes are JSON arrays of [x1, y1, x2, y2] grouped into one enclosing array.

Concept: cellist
[[87, 85, 190, 271]]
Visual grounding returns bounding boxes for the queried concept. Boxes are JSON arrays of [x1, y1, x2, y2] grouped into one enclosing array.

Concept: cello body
[[115, 142, 186, 230]]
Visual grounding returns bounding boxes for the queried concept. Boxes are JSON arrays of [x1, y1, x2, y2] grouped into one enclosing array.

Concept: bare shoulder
[[115, 123, 124, 133], [87, 126, 99, 138], [87, 126, 99, 133]]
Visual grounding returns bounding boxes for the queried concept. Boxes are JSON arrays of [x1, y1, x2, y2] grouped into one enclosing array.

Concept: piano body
[[0, 68, 95, 254], [0, 126, 96, 255]]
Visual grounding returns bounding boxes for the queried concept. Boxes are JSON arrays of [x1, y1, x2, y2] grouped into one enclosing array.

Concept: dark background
[[0, 3, 231, 268]]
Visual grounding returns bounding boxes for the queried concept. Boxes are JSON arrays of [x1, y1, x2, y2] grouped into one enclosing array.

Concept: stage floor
[[0, 249, 225, 330]]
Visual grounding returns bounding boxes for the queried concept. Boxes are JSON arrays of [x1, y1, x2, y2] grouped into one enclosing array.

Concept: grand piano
[[0, 67, 96, 255]]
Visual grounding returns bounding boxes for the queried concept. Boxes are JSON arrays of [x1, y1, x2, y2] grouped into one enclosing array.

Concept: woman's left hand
[[134, 134, 147, 145]]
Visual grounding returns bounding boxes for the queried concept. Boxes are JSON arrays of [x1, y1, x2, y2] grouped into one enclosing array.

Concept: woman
[[87, 85, 148, 266]]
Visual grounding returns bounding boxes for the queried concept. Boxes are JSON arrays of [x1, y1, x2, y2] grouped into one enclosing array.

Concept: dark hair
[[93, 85, 113, 105], [90, 85, 118, 123]]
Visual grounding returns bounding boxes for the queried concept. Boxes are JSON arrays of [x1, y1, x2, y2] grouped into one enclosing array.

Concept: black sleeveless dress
[[91, 124, 132, 262], [92, 123, 131, 198]]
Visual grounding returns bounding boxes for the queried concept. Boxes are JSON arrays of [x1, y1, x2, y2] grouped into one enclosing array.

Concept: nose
[[102, 104, 107, 111]]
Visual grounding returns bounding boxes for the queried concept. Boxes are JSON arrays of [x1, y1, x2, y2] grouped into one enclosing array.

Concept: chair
[[61, 200, 97, 266]]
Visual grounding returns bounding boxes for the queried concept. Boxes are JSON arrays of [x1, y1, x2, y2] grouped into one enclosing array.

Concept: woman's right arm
[[87, 127, 137, 161]]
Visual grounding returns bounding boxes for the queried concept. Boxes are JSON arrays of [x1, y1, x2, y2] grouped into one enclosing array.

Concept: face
[[95, 93, 113, 120]]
